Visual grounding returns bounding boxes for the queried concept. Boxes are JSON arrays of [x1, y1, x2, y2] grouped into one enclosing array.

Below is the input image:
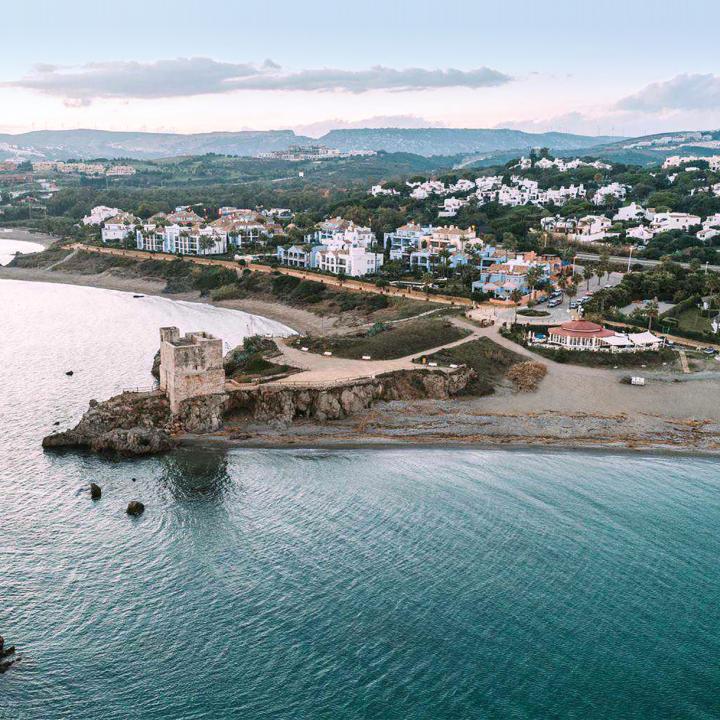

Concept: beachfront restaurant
[[541, 321, 663, 352]]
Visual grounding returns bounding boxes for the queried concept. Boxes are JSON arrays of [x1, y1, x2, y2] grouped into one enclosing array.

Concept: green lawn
[[673, 307, 716, 335], [295, 318, 470, 360], [416, 337, 524, 395]]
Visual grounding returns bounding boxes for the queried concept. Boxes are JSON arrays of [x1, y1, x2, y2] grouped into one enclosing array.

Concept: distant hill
[[0, 129, 304, 161], [0, 127, 623, 161], [566, 130, 720, 165], [319, 128, 621, 156]]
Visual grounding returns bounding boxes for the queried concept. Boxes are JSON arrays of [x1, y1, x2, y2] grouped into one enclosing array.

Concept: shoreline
[[179, 433, 720, 458], [0, 265, 332, 334], [6, 262, 720, 458], [0, 227, 58, 248]]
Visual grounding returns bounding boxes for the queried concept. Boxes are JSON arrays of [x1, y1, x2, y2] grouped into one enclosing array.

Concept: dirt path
[[273, 325, 482, 386], [68, 243, 474, 308]]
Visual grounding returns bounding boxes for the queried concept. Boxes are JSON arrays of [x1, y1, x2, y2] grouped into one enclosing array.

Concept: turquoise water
[[2, 280, 720, 719]]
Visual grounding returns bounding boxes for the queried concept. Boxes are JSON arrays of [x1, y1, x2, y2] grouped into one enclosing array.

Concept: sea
[[2, 271, 720, 719], [0, 236, 46, 266]]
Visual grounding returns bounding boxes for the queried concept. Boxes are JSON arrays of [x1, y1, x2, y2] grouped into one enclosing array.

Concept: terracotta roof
[[548, 320, 615, 340]]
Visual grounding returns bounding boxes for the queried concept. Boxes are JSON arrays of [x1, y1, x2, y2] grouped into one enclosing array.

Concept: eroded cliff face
[[42, 368, 475, 455], [225, 368, 475, 425]]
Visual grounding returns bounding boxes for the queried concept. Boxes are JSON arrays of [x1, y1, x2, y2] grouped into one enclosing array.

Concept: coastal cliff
[[226, 368, 475, 425], [42, 368, 474, 455]]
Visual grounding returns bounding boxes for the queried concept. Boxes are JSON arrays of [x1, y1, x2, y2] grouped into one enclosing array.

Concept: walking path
[[272, 321, 482, 386], [68, 243, 473, 308]]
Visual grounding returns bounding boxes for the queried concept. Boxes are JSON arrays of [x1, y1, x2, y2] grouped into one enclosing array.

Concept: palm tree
[[565, 283, 578, 304], [583, 266, 595, 290], [510, 288, 523, 305], [526, 266, 543, 301], [645, 298, 659, 331], [557, 274, 568, 299]]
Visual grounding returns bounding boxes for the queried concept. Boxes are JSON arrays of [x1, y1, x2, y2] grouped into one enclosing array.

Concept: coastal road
[[575, 251, 720, 273], [68, 243, 474, 308]]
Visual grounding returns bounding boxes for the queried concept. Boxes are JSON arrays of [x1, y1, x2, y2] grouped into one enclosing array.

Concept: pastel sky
[[2, 0, 720, 138]]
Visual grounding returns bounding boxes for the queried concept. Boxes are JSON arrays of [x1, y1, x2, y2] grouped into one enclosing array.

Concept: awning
[[629, 331, 662, 346]]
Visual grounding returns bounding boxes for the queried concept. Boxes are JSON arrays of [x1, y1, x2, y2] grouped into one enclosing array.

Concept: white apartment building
[[315, 246, 384, 277], [650, 212, 702, 234], [613, 202, 647, 222], [101, 213, 138, 243], [136, 223, 227, 255], [83, 205, 122, 226], [593, 183, 627, 205], [570, 215, 613, 242]]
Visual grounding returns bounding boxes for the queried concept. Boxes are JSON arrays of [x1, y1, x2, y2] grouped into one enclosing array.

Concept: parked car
[[702, 347, 717, 355], [569, 300, 579, 309], [548, 298, 562, 308]]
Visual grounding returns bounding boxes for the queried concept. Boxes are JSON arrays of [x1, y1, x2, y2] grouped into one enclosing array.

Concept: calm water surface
[[0, 236, 45, 265], [2, 279, 720, 719]]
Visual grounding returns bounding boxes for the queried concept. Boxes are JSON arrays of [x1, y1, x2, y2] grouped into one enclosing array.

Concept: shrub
[[506, 362, 548, 392], [211, 284, 246, 301]]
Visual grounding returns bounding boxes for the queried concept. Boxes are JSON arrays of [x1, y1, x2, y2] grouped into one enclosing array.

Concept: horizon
[[2, 0, 720, 138]]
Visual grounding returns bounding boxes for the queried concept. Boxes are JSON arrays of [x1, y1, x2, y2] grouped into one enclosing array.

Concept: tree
[[510, 288, 523, 305], [421, 272, 434, 292], [557, 274, 568, 299], [526, 266, 544, 301], [565, 283, 578, 302], [583, 265, 595, 290], [645, 298, 659, 331]]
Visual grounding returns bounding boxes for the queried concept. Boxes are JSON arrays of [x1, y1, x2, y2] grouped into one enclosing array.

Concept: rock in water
[[90, 483, 102, 500], [65, 370, 74, 376], [126, 500, 145, 517], [0, 659, 18, 674], [1, 645, 15, 658]]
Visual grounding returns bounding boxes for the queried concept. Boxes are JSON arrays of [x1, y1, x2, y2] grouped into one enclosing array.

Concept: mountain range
[[0, 127, 621, 161], [1, 127, 719, 166]]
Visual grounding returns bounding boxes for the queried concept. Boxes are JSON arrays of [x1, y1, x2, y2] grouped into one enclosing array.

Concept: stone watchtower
[[159, 327, 225, 414]]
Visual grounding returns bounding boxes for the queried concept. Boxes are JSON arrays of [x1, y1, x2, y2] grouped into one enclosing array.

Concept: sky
[[1, 0, 720, 138]]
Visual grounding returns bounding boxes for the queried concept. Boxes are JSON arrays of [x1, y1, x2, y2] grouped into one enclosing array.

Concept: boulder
[[90, 483, 102, 500], [126, 500, 145, 517], [65, 370, 74, 376], [1, 645, 15, 658]]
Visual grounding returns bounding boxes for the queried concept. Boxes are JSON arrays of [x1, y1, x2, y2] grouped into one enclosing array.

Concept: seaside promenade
[[68, 243, 474, 308]]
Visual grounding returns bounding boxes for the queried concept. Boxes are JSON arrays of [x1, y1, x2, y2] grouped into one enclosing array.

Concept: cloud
[[294, 114, 447, 138], [616, 73, 720, 112], [5, 57, 512, 103]]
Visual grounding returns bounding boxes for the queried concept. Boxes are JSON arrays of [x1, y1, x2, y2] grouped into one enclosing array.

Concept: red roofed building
[[547, 320, 615, 350]]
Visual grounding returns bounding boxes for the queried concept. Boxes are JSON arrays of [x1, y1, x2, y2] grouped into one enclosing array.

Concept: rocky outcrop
[[90, 483, 102, 500], [225, 367, 475, 426], [42, 391, 176, 456], [42, 367, 473, 455]]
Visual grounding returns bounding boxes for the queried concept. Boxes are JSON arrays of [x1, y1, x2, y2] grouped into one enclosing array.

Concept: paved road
[[575, 251, 720, 272]]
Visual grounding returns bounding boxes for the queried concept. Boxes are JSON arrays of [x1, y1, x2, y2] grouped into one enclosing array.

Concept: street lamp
[[627, 245, 634, 274]]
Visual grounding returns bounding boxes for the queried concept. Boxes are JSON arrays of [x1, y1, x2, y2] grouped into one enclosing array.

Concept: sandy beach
[[3, 254, 720, 455]]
